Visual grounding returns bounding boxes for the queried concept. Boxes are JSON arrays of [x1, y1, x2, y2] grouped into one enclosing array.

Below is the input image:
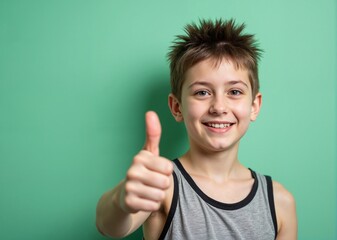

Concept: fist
[[121, 111, 173, 213]]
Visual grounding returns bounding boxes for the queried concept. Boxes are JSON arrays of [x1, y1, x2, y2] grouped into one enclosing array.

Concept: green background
[[1, 0, 336, 239]]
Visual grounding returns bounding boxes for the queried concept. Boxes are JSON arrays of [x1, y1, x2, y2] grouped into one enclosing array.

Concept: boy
[[96, 19, 297, 239]]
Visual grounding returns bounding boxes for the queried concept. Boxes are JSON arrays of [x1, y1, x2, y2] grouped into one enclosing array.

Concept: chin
[[208, 141, 239, 152]]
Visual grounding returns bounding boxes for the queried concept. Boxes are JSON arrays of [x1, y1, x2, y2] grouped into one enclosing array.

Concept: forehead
[[183, 58, 250, 88]]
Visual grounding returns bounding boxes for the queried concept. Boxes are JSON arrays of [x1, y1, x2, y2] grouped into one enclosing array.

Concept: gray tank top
[[158, 159, 278, 240]]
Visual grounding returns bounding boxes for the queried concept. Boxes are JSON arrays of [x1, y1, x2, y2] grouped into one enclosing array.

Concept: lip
[[202, 121, 235, 133]]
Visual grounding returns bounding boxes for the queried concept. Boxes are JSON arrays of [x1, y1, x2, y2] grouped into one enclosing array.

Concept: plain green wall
[[1, 1, 336, 239]]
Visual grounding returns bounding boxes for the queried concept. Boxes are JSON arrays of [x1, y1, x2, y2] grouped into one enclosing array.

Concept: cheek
[[233, 103, 252, 120], [181, 99, 204, 119]]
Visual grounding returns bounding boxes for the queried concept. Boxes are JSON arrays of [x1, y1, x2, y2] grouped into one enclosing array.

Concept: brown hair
[[167, 19, 262, 102]]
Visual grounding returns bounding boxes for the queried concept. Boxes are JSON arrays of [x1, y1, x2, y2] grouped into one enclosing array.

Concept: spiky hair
[[167, 19, 262, 102]]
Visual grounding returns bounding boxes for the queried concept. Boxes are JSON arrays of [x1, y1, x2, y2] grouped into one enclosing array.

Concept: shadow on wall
[[144, 73, 188, 160]]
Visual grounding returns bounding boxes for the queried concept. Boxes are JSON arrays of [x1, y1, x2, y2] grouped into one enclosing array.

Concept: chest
[[192, 175, 255, 204]]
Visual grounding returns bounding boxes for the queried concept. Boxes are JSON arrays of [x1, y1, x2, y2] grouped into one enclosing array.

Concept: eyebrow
[[188, 80, 249, 89], [226, 80, 249, 88], [188, 81, 211, 89]]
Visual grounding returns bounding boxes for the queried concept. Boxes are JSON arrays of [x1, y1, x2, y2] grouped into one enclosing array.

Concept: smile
[[205, 123, 233, 129]]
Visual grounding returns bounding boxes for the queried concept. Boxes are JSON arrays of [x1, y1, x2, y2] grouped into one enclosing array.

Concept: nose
[[209, 95, 228, 115]]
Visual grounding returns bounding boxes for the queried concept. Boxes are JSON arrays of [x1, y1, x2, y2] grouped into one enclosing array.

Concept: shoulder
[[272, 181, 296, 210], [272, 180, 298, 239]]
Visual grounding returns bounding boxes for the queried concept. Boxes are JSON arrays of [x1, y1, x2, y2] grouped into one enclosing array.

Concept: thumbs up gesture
[[121, 111, 174, 213]]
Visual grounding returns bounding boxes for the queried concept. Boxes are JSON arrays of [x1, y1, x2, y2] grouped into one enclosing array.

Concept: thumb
[[143, 111, 161, 156]]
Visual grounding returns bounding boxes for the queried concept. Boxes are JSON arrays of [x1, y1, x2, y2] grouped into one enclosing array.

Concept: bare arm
[[273, 181, 298, 240], [95, 111, 173, 238], [96, 180, 155, 237]]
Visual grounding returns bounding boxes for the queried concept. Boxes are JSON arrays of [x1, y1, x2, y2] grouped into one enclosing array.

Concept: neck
[[180, 143, 245, 181]]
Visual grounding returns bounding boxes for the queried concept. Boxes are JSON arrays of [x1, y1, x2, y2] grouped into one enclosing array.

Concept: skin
[[96, 58, 297, 239]]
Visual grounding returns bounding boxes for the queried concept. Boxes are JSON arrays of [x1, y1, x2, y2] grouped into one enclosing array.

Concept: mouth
[[203, 122, 235, 129]]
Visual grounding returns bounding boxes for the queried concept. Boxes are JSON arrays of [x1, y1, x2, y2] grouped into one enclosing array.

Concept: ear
[[168, 93, 183, 122], [250, 92, 262, 122]]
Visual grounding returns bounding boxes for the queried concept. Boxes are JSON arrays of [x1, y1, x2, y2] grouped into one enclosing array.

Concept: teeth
[[207, 123, 231, 128]]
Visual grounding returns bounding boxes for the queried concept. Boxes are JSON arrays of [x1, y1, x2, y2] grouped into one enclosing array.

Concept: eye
[[195, 90, 210, 97], [229, 89, 243, 96]]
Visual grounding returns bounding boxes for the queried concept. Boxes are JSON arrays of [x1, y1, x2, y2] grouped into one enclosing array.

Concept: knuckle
[[163, 176, 170, 188], [153, 201, 161, 211], [132, 154, 144, 165], [126, 168, 136, 180], [167, 161, 174, 173], [126, 165, 143, 181], [145, 201, 159, 212], [124, 196, 136, 209], [151, 189, 163, 201], [124, 181, 133, 194], [157, 191, 165, 201], [159, 158, 173, 174], [133, 154, 140, 163], [158, 176, 170, 189]]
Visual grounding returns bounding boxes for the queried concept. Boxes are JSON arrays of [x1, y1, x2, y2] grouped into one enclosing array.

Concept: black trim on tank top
[[173, 159, 258, 210], [265, 175, 278, 239], [157, 171, 179, 240]]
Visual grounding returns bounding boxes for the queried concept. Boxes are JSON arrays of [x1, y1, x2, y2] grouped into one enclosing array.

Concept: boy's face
[[169, 58, 261, 153]]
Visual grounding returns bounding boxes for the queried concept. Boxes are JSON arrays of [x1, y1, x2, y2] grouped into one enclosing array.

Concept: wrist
[[112, 180, 130, 214]]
